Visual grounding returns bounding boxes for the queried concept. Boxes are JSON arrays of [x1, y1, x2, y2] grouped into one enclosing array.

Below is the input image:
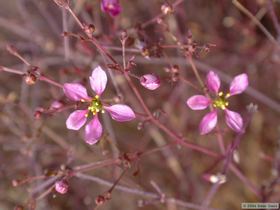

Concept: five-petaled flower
[[186, 71, 248, 135], [101, 0, 121, 17], [63, 66, 135, 145]]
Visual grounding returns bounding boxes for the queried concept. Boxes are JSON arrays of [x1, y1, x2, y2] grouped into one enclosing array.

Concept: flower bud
[[202, 173, 226, 184], [161, 3, 173, 15], [140, 74, 160, 90], [55, 180, 69, 194], [34, 107, 45, 119], [84, 24, 96, 37], [101, 0, 121, 17], [95, 195, 106, 206], [50, 101, 63, 111], [24, 73, 37, 85]]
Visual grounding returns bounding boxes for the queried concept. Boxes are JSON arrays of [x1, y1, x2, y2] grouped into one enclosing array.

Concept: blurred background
[[0, 0, 280, 209]]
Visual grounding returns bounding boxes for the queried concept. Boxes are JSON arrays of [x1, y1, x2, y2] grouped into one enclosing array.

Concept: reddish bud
[[34, 108, 44, 119], [84, 24, 96, 37], [24, 74, 37, 85], [95, 195, 106, 206], [55, 180, 69, 194], [161, 3, 173, 15], [101, 0, 121, 17]]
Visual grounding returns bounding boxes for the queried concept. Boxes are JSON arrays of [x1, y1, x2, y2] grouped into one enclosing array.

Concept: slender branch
[[267, 0, 280, 38], [75, 173, 221, 210], [62, 8, 70, 61], [232, 0, 278, 44]]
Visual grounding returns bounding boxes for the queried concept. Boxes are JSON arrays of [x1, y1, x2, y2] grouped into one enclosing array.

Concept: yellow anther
[[81, 99, 85, 102], [213, 91, 230, 110], [225, 93, 230, 98], [101, 110, 105, 113], [87, 96, 103, 115]]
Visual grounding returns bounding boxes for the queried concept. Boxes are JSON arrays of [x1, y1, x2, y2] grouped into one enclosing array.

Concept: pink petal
[[84, 115, 103, 145], [66, 110, 87, 130], [101, 0, 121, 16], [90, 66, 108, 96], [225, 109, 243, 133], [140, 74, 160, 90], [206, 71, 221, 94], [63, 83, 89, 101], [186, 95, 211, 110], [199, 110, 218, 135], [229, 73, 248, 96], [104, 104, 135, 122]]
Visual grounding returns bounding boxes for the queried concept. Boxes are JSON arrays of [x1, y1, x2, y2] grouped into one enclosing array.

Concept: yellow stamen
[[213, 91, 230, 110], [87, 95, 103, 116]]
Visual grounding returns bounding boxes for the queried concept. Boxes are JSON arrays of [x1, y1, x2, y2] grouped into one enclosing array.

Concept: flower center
[[213, 92, 230, 110], [87, 95, 104, 116]]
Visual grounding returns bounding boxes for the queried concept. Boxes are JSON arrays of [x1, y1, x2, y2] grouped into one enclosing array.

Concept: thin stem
[[6, 45, 31, 66], [187, 55, 206, 92], [232, 0, 277, 45], [73, 158, 121, 173], [39, 75, 63, 88], [75, 173, 220, 210], [1, 65, 63, 88], [0, 66, 24, 75], [62, 8, 70, 61], [66, 6, 84, 29], [268, 0, 280, 38]]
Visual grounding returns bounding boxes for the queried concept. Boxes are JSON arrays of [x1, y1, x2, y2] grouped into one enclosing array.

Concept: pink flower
[[140, 74, 160, 90], [63, 66, 135, 145], [101, 0, 121, 17], [186, 71, 248, 135], [55, 180, 69, 194]]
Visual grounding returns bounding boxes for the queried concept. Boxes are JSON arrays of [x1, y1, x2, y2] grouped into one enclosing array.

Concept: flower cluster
[[63, 66, 135, 145], [186, 71, 248, 135], [63, 67, 248, 144]]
